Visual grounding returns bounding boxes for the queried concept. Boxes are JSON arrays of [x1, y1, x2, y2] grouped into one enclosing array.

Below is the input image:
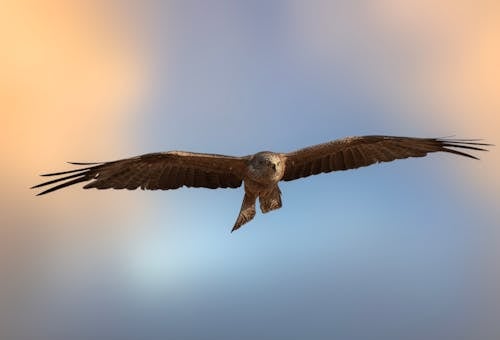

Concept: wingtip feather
[[34, 176, 88, 196], [67, 161, 102, 165], [33, 162, 101, 195], [435, 138, 491, 160]]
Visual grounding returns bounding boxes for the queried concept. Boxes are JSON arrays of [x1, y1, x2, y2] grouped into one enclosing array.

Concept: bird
[[32, 135, 490, 231]]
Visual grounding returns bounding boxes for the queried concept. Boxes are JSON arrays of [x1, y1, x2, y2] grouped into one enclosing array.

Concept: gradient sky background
[[2, 1, 500, 339]]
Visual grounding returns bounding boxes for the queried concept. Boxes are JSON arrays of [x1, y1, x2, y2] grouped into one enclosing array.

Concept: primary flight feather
[[32, 135, 490, 231]]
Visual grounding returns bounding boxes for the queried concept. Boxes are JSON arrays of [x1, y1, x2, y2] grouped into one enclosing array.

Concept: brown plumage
[[32, 136, 491, 231]]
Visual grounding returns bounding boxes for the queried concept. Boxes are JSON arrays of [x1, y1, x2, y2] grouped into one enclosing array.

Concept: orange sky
[[2, 0, 498, 225], [381, 0, 500, 200], [1, 4, 498, 336], [3, 1, 498, 212], [0, 3, 154, 300], [292, 0, 500, 201], [1, 1, 148, 221]]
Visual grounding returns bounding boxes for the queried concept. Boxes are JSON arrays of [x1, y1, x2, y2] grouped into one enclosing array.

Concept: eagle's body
[[234, 152, 285, 230], [33, 136, 490, 231]]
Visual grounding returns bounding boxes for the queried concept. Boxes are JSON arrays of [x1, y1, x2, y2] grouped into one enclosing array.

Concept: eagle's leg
[[231, 192, 257, 232], [259, 185, 282, 213]]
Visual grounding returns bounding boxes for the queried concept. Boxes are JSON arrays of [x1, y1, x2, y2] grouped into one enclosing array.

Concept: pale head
[[248, 151, 285, 184]]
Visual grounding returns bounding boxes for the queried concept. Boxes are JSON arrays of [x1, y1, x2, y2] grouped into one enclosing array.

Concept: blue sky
[[3, 1, 499, 339]]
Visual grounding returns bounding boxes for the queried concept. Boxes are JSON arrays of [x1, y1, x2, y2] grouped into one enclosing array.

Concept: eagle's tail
[[232, 193, 256, 232]]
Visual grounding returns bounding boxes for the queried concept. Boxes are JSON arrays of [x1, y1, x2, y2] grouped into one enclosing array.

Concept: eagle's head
[[248, 152, 285, 183]]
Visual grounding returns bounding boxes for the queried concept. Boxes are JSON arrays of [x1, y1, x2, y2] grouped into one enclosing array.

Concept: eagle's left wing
[[32, 151, 250, 195], [281, 136, 490, 182]]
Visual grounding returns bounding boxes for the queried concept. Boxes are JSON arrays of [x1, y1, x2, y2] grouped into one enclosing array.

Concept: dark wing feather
[[32, 151, 249, 195], [282, 136, 491, 181]]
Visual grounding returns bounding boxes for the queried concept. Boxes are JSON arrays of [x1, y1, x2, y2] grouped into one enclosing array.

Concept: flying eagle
[[33, 135, 490, 231]]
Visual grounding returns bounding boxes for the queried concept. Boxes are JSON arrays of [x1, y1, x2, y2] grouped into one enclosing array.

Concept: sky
[[1, 1, 500, 339]]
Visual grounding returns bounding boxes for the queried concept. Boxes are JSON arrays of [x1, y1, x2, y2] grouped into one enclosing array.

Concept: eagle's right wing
[[32, 151, 250, 195]]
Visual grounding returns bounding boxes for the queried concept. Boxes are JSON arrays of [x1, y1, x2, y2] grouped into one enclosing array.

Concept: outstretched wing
[[282, 136, 490, 181], [32, 151, 249, 195]]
